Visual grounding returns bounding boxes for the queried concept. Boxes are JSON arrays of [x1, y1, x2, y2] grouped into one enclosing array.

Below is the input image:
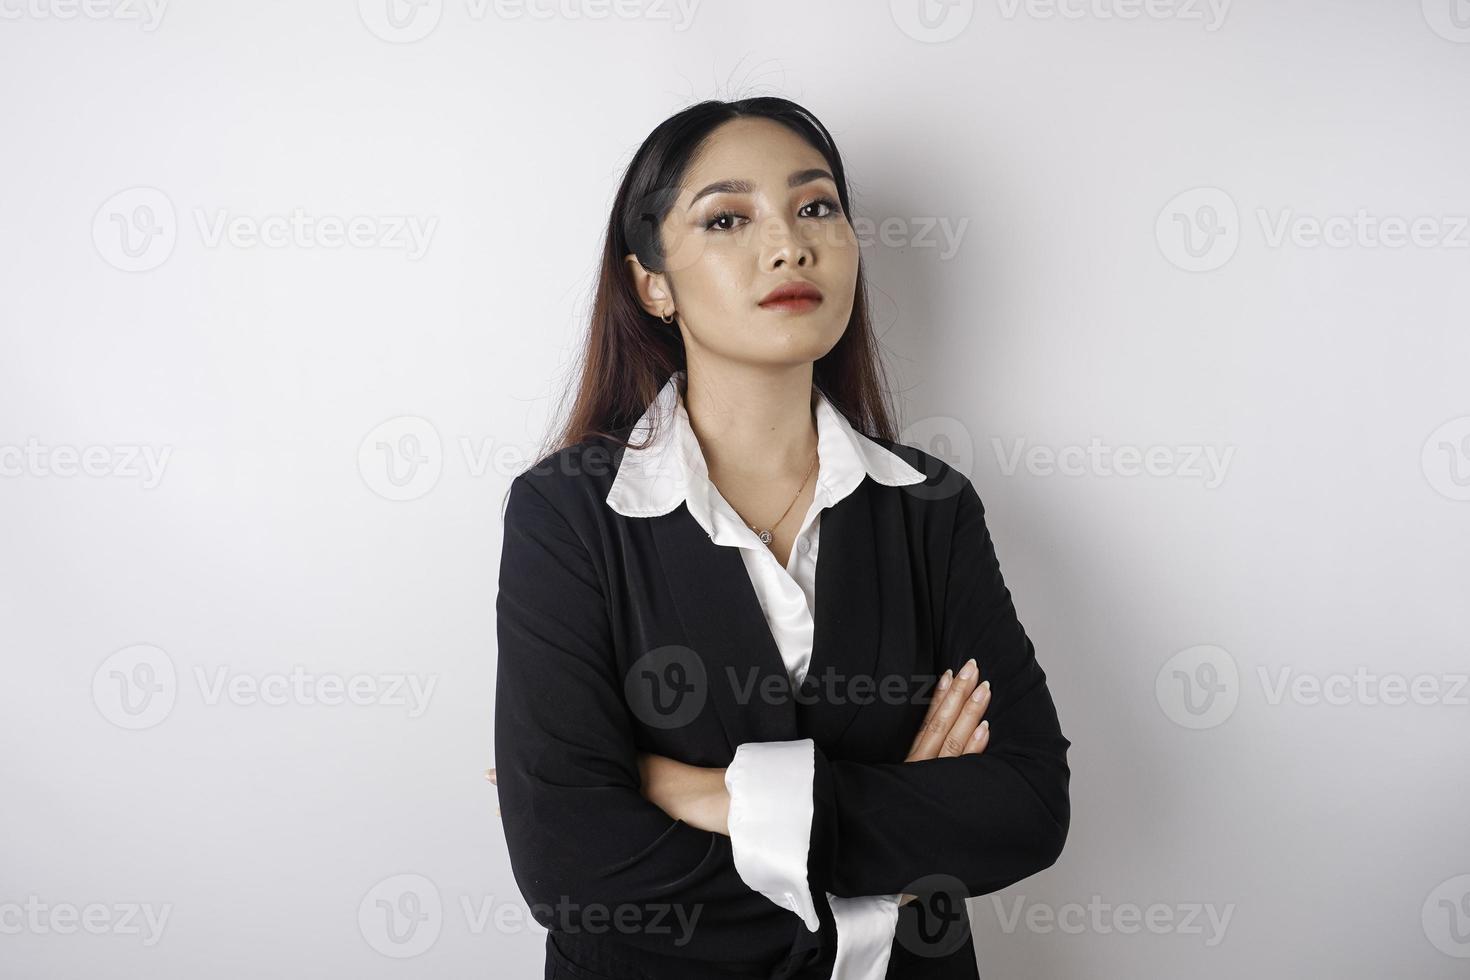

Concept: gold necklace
[[745, 448, 818, 546]]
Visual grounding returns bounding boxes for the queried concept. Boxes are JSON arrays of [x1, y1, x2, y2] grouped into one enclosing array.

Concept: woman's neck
[[679, 363, 819, 486]]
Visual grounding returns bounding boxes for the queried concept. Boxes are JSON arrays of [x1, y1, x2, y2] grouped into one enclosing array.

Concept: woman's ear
[[624, 252, 674, 320]]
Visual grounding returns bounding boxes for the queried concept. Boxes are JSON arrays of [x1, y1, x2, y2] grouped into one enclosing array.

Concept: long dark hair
[[530, 96, 904, 473]]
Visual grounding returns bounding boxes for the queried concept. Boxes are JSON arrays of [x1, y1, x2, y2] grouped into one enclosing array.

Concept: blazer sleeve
[[493, 474, 819, 966], [815, 475, 1072, 900]]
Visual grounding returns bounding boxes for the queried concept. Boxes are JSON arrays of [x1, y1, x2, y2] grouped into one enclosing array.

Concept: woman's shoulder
[[505, 430, 630, 529]]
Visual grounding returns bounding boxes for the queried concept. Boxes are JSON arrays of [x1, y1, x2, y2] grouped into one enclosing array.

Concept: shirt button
[[797, 536, 810, 554]]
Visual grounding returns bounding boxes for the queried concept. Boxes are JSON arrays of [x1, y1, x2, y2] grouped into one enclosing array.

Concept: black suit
[[494, 431, 1071, 979]]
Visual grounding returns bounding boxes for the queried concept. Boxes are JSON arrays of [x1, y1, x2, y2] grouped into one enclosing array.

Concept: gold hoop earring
[[660, 311, 675, 324]]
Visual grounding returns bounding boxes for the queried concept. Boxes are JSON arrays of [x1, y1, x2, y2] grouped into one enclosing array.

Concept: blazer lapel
[[651, 507, 800, 754], [804, 480, 883, 745]]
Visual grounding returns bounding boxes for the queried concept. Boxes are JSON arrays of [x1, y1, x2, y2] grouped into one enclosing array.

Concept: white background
[[2, 1, 1468, 977]]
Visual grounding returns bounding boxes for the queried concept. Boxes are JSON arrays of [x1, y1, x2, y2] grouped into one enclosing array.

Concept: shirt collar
[[605, 370, 926, 545]]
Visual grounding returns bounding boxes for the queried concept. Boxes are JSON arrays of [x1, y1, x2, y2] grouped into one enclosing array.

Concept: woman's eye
[[705, 210, 742, 231], [801, 197, 841, 219]]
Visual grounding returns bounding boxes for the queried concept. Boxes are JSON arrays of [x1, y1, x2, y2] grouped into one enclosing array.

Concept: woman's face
[[629, 117, 860, 369]]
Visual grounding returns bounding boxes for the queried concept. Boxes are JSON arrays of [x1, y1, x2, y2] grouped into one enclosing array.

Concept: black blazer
[[494, 429, 1071, 980]]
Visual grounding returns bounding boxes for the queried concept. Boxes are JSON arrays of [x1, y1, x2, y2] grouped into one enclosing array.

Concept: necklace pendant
[[756, 528, 773, 544]]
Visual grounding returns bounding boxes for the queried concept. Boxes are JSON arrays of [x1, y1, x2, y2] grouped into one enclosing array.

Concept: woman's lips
[[759, 296, 822, 313], [758, 280, 824, 311]]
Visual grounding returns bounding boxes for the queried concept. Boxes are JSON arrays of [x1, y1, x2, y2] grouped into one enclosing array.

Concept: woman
[[492, 97, 1071, 979]]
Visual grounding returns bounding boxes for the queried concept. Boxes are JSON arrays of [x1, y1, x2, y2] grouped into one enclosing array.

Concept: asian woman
[[491, 96, 1071, 980]]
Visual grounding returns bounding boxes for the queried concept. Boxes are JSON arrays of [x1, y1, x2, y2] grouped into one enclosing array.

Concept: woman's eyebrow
[[688, 168, 835, 206]]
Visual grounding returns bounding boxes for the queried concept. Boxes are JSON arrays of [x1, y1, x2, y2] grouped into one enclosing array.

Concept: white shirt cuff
[[828, 892, 902, 980], [724, 738, 820, 933]]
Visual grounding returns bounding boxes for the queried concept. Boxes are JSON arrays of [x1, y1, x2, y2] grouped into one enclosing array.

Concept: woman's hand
[[636, 752, 731, 837], [906, 658, 991, 762]]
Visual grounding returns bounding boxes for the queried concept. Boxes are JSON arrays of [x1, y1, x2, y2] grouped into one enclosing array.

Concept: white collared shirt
[[605, 370, 925, 980]]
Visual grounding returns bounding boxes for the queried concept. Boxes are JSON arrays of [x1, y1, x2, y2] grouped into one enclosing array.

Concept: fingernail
[[970, 682, 988, 702], [485, 768, 497, 784], [938, 669, 952, 691], [959, 659, 977, 680]]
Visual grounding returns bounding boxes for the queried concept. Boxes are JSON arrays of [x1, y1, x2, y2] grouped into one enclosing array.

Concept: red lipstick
[[758, 280, 823, 312]]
